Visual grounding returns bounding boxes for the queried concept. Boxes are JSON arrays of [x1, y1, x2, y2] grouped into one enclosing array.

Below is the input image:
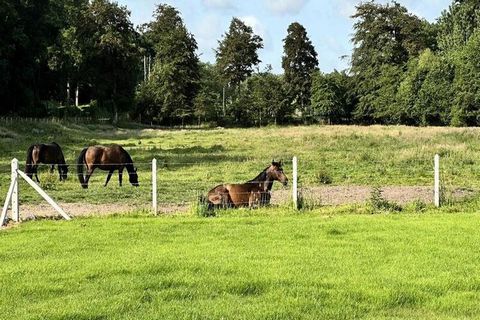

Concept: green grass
[[1, 207, 480, 319], [2, 119, 480, 205]]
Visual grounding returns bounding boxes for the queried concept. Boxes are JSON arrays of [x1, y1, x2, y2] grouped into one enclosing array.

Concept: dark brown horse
[[206, 161, 288, 209], [25, 142, 68, 182], [77, 144, 139, 189]]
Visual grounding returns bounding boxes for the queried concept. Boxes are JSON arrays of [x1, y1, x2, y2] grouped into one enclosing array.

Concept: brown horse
[[76, 144, 139, 189], [206, 161, 288, 209], [25, 142, 68, 182]]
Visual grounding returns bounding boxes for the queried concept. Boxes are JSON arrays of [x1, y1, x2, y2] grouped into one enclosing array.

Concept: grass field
[[2, 119, 480, 207], [1, 208, 480, 319], [3, 120, 480, 319]]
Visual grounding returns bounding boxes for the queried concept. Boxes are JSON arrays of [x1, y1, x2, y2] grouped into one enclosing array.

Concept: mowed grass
[[2, 119, 480, 205], [1, 209, 480, 319]]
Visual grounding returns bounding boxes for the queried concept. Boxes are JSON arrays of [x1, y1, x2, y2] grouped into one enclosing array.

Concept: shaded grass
[[2, 208, 480, 319]]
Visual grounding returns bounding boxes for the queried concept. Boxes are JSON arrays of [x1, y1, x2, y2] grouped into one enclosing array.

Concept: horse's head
[[268, 160, 288, 186], [60, 164, 69, 181], [129, 167, 139, 187]]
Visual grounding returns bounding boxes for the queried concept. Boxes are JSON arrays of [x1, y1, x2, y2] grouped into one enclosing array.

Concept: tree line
[[1, 0, 480, 127]]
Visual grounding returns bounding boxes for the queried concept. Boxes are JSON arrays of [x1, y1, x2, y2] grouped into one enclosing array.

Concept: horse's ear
[[272, 158, 275, 164]]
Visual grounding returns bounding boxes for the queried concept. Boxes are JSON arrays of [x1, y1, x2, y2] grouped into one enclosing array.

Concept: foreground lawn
[[1, 209, 480, 319]]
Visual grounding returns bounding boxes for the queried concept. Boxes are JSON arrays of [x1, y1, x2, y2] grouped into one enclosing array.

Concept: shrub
[[369, 186, 402, 213], [316, 170, 333, 185]]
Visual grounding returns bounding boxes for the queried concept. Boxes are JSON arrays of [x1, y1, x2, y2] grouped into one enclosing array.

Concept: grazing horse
[[77, 144, 139, 189], [25, 142, 68, 182], [206, 161, 288, 209]]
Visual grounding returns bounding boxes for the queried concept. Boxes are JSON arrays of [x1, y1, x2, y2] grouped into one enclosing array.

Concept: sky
[[116, 0, 452, 74]]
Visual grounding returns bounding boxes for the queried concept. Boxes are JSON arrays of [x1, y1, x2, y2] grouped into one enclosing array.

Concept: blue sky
[[117, 0, 452, 74]]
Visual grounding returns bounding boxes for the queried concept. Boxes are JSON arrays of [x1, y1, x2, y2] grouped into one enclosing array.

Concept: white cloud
[[264, 0, 308, 15], [202, 0, 235, 10], [195, 14, 223, 61]]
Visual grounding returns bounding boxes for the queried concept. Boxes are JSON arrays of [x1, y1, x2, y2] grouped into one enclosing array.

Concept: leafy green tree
[[451, 31, 480, 126], [136, 4, 199, 125], [216, 18, 263, 87], [282, 22, 318, 123], [438, 0, 480, 52], [311, 70, 355, 124], [395, 49, 454, 125], [194, 63, 223, 125], [351, 1, 433, 123], [248, 67, 288, 125]]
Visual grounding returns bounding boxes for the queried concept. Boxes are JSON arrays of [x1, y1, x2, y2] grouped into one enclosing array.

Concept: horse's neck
[[249, 169, 272, 191]]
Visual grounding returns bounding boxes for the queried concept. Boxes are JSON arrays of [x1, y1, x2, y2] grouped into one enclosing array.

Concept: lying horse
[[25, 142, 68, 182], [206, 161, 288, 209], [77, 144, 139, 189]]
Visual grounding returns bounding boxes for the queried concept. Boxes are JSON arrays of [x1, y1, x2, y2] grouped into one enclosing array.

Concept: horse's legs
[[34, 165, 40, 182], [50, 165, 55, 174], [118, 167, 124, 186], [84, 166, 95, 188], [104, 169, 114, 187]]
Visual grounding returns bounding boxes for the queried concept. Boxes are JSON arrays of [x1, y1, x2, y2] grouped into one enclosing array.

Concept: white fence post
[[11, 158, 19, 222], [292, 156, 298, 210], [434, 154, 440, 207], [152, 158, 157, 215]]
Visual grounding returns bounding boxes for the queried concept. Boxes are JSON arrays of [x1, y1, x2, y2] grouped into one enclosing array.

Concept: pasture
[[2, 120, 480, 318], [2, 119, 480, 212]]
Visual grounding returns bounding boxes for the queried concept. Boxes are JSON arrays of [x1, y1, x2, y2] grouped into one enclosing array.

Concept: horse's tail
[[77, 147, 88, 189], [25, 145, 35, 178]]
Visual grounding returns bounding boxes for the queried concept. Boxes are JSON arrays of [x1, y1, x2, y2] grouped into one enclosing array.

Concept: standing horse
[[206, 161, 288, 209], [25, 142, 68, 182], [77, 144, 139, 189]]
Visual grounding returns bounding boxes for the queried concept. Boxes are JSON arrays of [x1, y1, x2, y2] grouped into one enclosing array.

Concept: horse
[[25, 142, 68, 182], [205, 161, 288, 209], [76, 144, 139, 189]]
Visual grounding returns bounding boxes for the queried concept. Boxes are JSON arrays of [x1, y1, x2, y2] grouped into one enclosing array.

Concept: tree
[[282, 22, 318, 123], [351, 1, 433, 123], [248, 67, 288, 125], [80, 0, 140, 124], [136, 4, 200, 125], [395, 49, 454, 125], [216, 18, 263, 87], [194, 63, 223, 125], [311, 70, 355, 124], [437, 0, 480, 52], [451, 30, 480, 126]]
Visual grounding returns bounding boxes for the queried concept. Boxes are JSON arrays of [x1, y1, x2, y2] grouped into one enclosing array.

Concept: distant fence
[[2, 152, 478, 225]]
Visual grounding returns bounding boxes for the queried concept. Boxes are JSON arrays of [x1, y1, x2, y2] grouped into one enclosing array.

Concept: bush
[[369, 186, 402, 213], [192, 195, 215, 217], [316, 170, 333, 185]]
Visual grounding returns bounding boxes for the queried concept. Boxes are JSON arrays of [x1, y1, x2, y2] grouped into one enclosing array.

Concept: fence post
[[152, 158, 157, 215], [434, 154, 440, 207], [292, 156, 298, 210], [11, 158, 19, 222]]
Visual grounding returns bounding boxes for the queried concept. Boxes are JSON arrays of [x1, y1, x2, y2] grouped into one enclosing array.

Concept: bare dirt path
[[16, 185, 475, 219]]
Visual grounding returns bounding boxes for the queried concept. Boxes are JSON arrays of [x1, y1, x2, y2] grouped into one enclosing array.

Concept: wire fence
[[1, 154, 479, 219]]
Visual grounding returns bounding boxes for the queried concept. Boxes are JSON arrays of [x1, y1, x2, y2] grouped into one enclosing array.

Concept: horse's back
[[85, 144, 130, 167]]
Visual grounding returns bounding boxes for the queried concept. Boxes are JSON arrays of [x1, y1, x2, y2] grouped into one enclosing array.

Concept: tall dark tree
[[0, 0, 61, 115], [136, 4, 199, 125], [216, 18, 263, 87], [351, 1, 433, 123], [282, 22, 318, 123], [80, 0, 140, 124]]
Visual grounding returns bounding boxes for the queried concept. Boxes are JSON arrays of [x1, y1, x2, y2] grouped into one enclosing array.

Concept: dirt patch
[[272, 186, 475, 206], [8, 185, 475, 220]]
